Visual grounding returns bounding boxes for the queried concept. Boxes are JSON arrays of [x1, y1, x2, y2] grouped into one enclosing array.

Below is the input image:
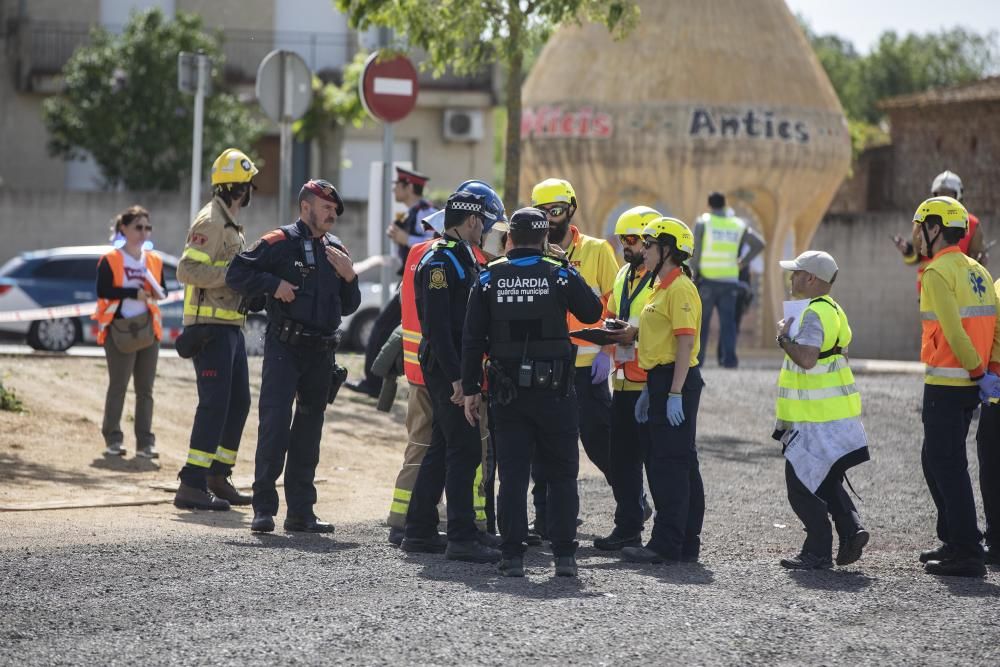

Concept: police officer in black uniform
[[226, 179, 361, 534], [401, 190, 502, 564], [462, 207, 603, 577]]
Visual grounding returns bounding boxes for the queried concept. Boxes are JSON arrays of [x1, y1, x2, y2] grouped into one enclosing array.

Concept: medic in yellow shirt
[[593, 206, 662, 551], [611, 216, 705, 565]]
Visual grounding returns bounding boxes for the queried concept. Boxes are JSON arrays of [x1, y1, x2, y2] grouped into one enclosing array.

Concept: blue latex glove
[[591, 350, 613, 384], [634, 387, 650, 424], [666, 393, 685, 426], [976, 372, 1000, 403]]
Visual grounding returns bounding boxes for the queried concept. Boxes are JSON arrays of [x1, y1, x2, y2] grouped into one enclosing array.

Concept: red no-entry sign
[[360, 52, 419, 123]]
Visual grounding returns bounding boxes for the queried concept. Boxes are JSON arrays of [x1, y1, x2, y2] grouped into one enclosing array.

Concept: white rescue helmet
[[931, 170, 963, 200]]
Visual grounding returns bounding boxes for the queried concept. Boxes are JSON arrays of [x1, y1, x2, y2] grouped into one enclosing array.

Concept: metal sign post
[[359, 51, 420, 306], [256, 50, 312, 223], [179, 52, 212, 223], [380, 124, 394, 306]]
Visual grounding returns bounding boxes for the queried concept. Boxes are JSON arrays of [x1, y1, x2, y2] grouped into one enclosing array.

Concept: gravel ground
[[1, 367, 999, 666]]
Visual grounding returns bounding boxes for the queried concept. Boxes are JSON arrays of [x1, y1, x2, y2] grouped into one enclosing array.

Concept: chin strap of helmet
[[649, 241, 668, 290], [921, 222, 942, 259]]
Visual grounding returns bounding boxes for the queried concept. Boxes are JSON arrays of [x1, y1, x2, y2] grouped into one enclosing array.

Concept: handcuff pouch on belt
[[277, 318, 305, 345]]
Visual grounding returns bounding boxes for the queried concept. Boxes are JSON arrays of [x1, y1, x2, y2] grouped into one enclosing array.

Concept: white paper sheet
[[782, 298, 811, 336]]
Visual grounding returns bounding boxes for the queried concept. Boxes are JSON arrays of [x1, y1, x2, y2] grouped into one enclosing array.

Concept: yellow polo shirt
[[638, 267, 702, 369]]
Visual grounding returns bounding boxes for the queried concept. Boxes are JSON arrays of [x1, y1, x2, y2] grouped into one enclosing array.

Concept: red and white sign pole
[[359, 51, 419, 306]]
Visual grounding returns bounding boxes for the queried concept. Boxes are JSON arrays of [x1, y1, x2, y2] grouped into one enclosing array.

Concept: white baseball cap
[[779, 250, 839, 283]]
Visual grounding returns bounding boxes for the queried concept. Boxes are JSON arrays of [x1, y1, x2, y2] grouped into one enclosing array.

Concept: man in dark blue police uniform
[[226, 179, 361, 534], [401, 190, 502, 563], [462, 207, 603, 577], [348, 167, 438, 398]]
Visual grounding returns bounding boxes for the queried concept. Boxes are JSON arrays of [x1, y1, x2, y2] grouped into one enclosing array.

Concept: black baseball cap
[[508, 207, 549, 232]]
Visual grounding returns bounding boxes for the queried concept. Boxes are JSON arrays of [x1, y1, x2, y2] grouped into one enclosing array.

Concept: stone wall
[[887, 100, 1000, 219], [810, 212, 922, 360]]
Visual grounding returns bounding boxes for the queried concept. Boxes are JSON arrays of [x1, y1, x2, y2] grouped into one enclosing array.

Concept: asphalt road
[[1, 367, 998, 666]]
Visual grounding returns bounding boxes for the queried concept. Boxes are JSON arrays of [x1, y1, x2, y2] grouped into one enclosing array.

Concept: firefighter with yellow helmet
[[173, 148, 258, 511], [595, 206, 661, 551], [609, 216, 705, 564], [912, 195, 1000, 577], [528, 178, 620, 542]]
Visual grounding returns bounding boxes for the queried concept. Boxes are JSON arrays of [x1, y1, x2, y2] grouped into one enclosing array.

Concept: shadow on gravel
[[586, 560, 716, 585], [939, 577, 1000, 598], [408, 553, 595, 600], [698, 436, 779, 463], [172, 509, 251, 530], [90, 455, 161, 473], [225, 536, 361, 554], [786, 569, 875, 592], [0, 451, 107, 487]]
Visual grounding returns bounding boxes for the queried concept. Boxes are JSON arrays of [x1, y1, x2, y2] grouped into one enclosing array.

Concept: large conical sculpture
[[519, 0, 851, 343]]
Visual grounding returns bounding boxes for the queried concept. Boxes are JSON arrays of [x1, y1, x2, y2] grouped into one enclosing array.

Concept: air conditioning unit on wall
[[443, 109, 484, 142]]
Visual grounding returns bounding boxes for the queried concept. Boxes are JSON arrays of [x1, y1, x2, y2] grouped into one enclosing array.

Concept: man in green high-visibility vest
[[691, 192, 764, 368], [774, 250, 870, 570]]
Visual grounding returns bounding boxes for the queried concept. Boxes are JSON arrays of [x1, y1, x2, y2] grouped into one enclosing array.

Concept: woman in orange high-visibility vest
[[93, 206, 165, 460]]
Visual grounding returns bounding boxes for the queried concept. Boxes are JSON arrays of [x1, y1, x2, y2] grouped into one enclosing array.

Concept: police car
[[0, 246, 185, 352], [0, 246, 383, 354]]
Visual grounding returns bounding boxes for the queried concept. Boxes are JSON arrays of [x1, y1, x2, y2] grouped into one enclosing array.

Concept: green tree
[[334, 0, 637, 210], [293, 52, 369, 188], [43, 8, 264, 191], [801, 20, 998, 159], [855, 29, 998, 123]]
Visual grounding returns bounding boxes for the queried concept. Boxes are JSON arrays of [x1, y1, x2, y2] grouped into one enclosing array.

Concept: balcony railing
[[9, 20, 493, 95]]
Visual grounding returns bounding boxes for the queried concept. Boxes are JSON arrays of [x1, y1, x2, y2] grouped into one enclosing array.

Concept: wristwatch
[[776, 333, 793, 347]]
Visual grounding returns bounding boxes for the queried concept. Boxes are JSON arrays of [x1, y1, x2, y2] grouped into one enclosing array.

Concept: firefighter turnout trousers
[[387, 384, 491, 530], [179, 325, 251, 488]]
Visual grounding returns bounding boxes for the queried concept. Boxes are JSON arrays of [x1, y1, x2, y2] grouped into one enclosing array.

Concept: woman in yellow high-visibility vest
[[612, 217, 705, 564]]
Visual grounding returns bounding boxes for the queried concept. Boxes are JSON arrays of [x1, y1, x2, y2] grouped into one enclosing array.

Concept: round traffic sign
[[256, 50, 312, 122], [360, 52, 419, 123]]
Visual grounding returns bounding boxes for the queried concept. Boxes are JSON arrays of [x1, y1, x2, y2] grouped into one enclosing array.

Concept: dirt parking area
[[1, 353, 998, 665]]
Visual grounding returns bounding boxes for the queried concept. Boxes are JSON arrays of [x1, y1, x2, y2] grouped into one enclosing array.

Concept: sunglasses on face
[[538, 205, 568, 218], [132, 224, 153, 232], [619, 234, 641, 246], [641, 239, 657, 249]]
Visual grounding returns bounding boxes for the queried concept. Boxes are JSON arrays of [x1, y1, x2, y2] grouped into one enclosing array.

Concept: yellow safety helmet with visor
[[211, 148, 259, 186], [531, 178, 577, 207], [912, 195, 969, 229], [614, 206, 662, 237], [642, 216, 695, 255]]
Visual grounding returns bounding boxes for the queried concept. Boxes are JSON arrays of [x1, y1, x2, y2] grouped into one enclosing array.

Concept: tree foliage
[[42, 8, 264, 191], [334, 0, 637, 208], [293, 51, 369, 141], [802, 21, 999, 157]]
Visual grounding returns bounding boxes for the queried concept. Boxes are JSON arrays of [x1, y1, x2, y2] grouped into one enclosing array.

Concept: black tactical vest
[[481, 254, 572, 362]]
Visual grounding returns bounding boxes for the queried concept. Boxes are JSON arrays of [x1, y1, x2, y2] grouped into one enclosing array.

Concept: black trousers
[[179, 325, 251, 487], [495, 386, 580, 558], [922, 384, 984, 558], [645, 364, 705, 560], [785, 459, 862, 558], [361, 291, 402, 392], [405, 367, 481, 543], [975, 402, 1000, 549], [532, 365, 612, 522], [609, 389, 650, 535], [252, 335, 333, 518]]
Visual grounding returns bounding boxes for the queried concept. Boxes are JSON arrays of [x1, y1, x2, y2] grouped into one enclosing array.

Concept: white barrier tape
[[0, 291, 184, 323]]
